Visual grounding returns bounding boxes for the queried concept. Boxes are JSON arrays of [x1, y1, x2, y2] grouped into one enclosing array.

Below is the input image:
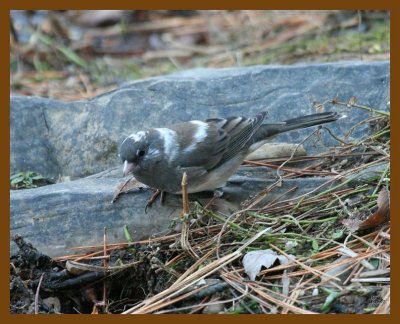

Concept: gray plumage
[[119, 112, 341, 194]]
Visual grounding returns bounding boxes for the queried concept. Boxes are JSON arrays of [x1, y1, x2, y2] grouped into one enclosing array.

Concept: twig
[[351, 278, 390, 283], [269, 244, 340, 282], [374, 289, 390, 314], [154, 285, 248, 314], [102, 227, 108, 306], [180, 172, 199, 259], [245, 160, 336, 176], [344, 115, 381, 139], [123, 250, 243, 313], [181, 172, 190, 216], [331, 99, 390, 117], [379, 232, 390, 240], [171, 249, 215, 286], [94, 227, 108, 311], [35, 273, 44, 314], [372, 162, 390, 196], [276, 128, 321, 183], [320, 126, 349, 145]]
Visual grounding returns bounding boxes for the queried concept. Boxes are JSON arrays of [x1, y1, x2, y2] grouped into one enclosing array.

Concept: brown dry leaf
[[111, 177, 146, 203], [358, 187, 390, 230], [343, 187, 390, 232]]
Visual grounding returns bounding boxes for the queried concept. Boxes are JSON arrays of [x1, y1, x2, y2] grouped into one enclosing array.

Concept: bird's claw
[[145, 189, 166, 213]]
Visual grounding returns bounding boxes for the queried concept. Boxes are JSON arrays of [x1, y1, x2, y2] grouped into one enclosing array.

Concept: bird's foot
[[145, 189, 166, 213]]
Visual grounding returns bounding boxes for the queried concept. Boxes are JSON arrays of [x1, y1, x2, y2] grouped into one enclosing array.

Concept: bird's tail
[[252, 112, 342, 142]]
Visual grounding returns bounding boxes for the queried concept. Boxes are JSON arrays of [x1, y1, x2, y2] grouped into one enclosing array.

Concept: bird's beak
[[123, 160, 135, 176]]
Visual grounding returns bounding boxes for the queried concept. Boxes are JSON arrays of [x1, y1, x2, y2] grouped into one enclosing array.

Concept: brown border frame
[[3, 2, 395, 323]]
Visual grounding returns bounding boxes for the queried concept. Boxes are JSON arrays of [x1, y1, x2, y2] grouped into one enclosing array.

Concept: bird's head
[[119, 130, 162, 176]]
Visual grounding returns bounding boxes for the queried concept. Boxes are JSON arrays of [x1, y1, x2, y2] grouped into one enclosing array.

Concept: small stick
[[101, 227, 108, 306], [180, 172, 199, 259], [181, 172, 190, 216], [35, 273, 44, 314], [95, 227, 108, 311], [276, 128, 321, 183], [331, 99, 390, 117]]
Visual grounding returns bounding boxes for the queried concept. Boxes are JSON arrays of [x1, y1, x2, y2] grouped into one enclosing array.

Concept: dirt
[[10, 235, 175, 314]]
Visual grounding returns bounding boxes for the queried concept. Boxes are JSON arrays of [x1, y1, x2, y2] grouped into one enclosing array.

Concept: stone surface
[[10, 61, 390, 180]]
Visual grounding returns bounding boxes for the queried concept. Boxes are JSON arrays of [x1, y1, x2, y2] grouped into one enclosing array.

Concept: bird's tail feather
[[253, 112, 342, 142], [284, 112, 341, 128]]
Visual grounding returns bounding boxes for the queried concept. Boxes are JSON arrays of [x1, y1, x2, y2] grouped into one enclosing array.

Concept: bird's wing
[[171, 112, 266, 171], [171, 121, 230, 170], [206, 112, 267, 168]]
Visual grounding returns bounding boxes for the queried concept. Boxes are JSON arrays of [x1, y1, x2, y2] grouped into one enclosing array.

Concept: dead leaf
[[358, 187, 390, 230], [111, 177, 146, 203], [242, 249, 295, 281], [343, 187, 390, 231]]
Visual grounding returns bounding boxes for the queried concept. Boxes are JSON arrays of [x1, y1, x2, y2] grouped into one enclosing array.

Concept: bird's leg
[[145, 189, 166, 213]]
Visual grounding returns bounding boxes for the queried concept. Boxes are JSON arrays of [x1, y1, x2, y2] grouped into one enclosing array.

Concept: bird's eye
[[137, 150, 145, 157]]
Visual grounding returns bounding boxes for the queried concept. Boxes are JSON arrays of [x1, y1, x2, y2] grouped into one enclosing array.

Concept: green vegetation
[[10, 171, 44, 189]]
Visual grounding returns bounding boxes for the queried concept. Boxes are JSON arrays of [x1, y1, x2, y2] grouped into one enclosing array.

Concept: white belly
[[174, 156, 244, 194]]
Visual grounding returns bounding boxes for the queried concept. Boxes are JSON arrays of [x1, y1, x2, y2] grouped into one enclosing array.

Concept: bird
[[119, 111, 341, 207]]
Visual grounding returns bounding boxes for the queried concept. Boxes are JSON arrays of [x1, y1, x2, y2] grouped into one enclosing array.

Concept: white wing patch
[[156, 128, 179, 163], [183, 121, 209, 153]]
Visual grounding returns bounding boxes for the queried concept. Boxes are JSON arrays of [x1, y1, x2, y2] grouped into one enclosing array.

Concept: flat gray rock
[[10, 61, 390, 257]]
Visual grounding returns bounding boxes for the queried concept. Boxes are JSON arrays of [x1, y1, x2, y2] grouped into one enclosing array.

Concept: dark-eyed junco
[[119, 112, 341, 197]]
